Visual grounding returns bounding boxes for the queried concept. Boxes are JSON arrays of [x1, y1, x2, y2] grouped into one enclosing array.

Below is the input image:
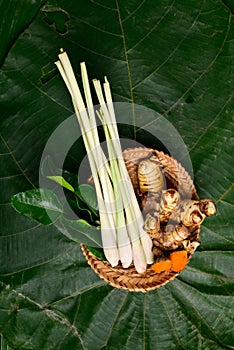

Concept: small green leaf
[[76, 184, 98, 212], [62, 170, 79, 190], [42, 155, 99, 222], [47, 175, 75, 192], [41, 155, 78, 188], [11, 189, 63, 225], [57, 216, 102, 247]]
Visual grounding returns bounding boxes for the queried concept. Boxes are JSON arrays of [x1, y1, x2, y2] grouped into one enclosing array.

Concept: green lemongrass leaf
[[58, 216, 102, 248], [11, 188, 63, 225], [47, 175, 75, 192]]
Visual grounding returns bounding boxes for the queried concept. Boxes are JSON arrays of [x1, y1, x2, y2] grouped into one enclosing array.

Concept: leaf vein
[[112, 92, 132, 102], [102, 291, 128, 347], [66, 36, 126, 63], [202, 226, 234, 245], [188, 94, 234, 153], [122, 0, 147, 23], [89, 0, 117, 11], [171, 281, 233, 348], [0, 280, 85, 346], [185, 265, 234, 283], [132, 1, 204, 89], [0, 133, 35, 189], [48, 281, 107, 306], [0, 223, 42, 239], [216, 183, 234, 204], [157, 289, 186, 349], [72, 15, 122, 37], [13, 54, 73, 114], [0, 245, 76, 277], [0, 173, 23, 180], [163, 12, 233, 116], [115, 0, 136, 137], [127, 0, 175, 53]]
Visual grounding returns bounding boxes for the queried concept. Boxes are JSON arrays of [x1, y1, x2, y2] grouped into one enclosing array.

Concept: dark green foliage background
[[0, 0, 233, 349]]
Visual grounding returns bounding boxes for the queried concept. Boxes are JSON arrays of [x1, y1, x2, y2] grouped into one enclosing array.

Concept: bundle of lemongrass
[[55, 50, 153, 273]]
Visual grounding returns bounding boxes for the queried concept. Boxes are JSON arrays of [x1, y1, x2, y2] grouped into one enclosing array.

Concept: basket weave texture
[[81, 148, 199, 292]]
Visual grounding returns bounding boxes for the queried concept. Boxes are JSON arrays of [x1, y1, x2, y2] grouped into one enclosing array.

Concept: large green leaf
[[0, 0, 233, 349], [0, 0, 45, 67], [11, 188, 102, 247], [11, 188, 63, 225]]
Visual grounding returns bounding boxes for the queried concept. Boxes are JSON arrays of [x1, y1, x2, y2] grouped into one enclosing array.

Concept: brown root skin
[[141, 193, 161, 213], [138, 156, 165, 193], [169, 199, 215, 227], [182, 208, 205, 226], [199, 199, 216, 216], [143, 212, 160, 234], [183, 240, 200, 258], [150, 224, 191, 251], [159, 189, 180, 222]]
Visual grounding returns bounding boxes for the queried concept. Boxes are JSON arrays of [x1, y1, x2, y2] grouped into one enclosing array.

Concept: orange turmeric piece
[[151, 259, 172, 273], [169, 250, 187, 272]]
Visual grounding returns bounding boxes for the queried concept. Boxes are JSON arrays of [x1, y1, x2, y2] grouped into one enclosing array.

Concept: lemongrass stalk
[[94, 81, 153, 267], [98, 105, 144, 270], [56, 51, 153, 270], [102, 122, 132, 268], [100, 110, 147, 272], [55, 52, 119, 266], [71, 104, 118, 267], [118, 165, 154, 265], [114, 185, 132, 268], [102, 79, 154, 264], [79, 63, 119, 265], [80, 62, 116, 220], [115, 167, 147, 272], [109, 132, 147, 272], [80, 62, 111, 181], [94, 84, 148, 270], [71, 105, 119, 266]]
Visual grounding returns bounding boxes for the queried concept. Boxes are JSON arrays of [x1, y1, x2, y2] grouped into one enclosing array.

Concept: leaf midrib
[[0, 133, 35, 189]]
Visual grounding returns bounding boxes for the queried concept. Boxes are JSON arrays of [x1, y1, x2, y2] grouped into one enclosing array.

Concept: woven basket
[[81, 148, 199, 292]]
